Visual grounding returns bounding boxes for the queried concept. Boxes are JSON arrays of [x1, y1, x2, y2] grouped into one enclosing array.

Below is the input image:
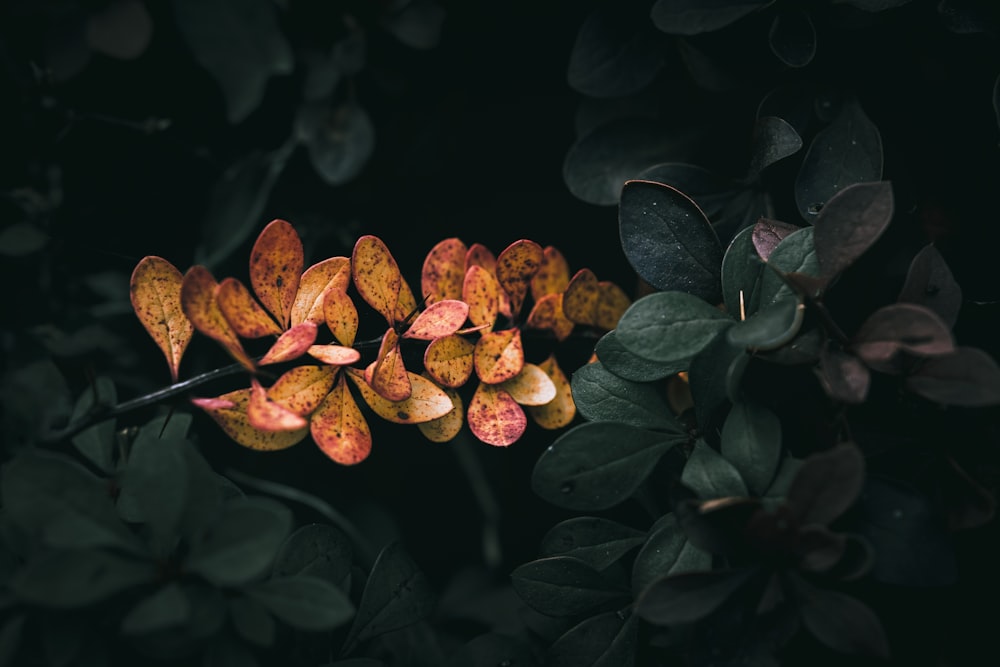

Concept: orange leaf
[[496, 239, 543, 318], [596, 281, 632, 331], [290, 256, 351, 326], [193, 388, 307, 450], [423, 334, 475, 388], [417, 379, 464, 443], [562, 268, 599, 326], [467, 243, 511, 318], [323, 287, 359, 346], [525, 292, 574, 342], [217, 277, 282, 338], [531, 245, 571, 302], [130, 255, 193, 382], [311, 375, 372, 465], [467, 383, 526, 447], [259, 321, 318, 365], [181, 266, 255, 371], [352, 235, 402, 324], [474, 328, 524, 384], [527, 354, 576, 429], [308, 344, 361, 366], [250, 219, 303, 329], [394, 275, 419, 325], [346, 368, 454, 424], [267, 365, 337, 415], [463, 264, 499, 331], [370, 328, 411, 401], [501, 363, 557, 406], [421, 237, 467, 304], [247, 378, 309, 431], [403, 299, 469, 340]]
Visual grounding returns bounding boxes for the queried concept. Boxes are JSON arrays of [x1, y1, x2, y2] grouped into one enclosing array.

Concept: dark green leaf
[[812, 181, 894, 278], [721, 224, 765, 319], [763, 456, 803, 501], [297, 101, 376, 186], [688, 331, 748, 431], [851, 303, 954, 368], [532, 422, 681, 511], [816, 347, 870, 404], [540, 517, 646, 571], [752, 218, 800, 262], [897, 243, 963, 328], [635, 567, 754, 626], [511, 556, 629, 617], [713, 185, 774, 248], [617, 291, 733, 365], [594, 330, 687, 381], [10, 548, 154, 608], [343, 541, 436, 650], [619, 180, 723, 302], [795, 576, 890, 658], [757, 227, 819, 306], [0, 615, 24, 667], [631, 514, 710, 595], [246, 575, 354, 631], [637, 162, 740, 222], [682, 439, 749, 499], [0, 358, 71, 447], [571, 361, 684, 432], [651, 0, 773, 35], [904, 346, 1000, 406], [720, 401, 782, 495], [229, 596, 276, 647], [186, 497, 293, 586], [756, 81, 815, 137], [786, 443, 865, 525], [121, 583, 191, 635], [567, 3, 663, 98], [794, 99, 883, 222], [546, 610, 638, 667], [271, 523, 353, 588], [677, 497, 763, 556], [178, 442, 227, 541], [767, 10, 816, 68], [748, 116, 803, 179], [726, 295, 804, 352], [69, 377, 116, 474]]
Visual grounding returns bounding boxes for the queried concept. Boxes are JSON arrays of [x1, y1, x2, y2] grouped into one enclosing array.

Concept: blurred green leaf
[[121, 583, 191, 635], [271, 523, 353, 589], [567, 2, 662, 98], [69, 377, 117, 474], [228, 595, 276, 647], [246, 575, 354, 632], [10, 548, 154, 608], [546, 610, 638, 667]]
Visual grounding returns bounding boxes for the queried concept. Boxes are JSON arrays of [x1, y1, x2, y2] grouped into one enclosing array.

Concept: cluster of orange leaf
[[129, 220, 631, 464]]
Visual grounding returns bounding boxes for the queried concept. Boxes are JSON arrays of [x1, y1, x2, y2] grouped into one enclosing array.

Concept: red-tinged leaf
[[496, 239, 543, 318], [596, 281, 631, 330], [423, 334, 475, 387], [787, 442, 865, 525], [180, 266, 255, 371], [531, 245, 571, 302], [421, 237, 467, 304], [417, 379, 464, 442], [267, 365, 337, 416], [402, 299, 469, 340], [897, 243, 962, 328], [250, 219, 304, 329], [217, 277, 283, 338], [527, 354, 576, 429], [904, 347, 1000, 407], [310, 375, 372, 465], [467, 383, 526, 447], [370, 329, 411, 401], [247, 379, 309, 431], [502, 363, 557, 406], [813, 181, 894, 278], [526, 293, 574, 342], [463, 264, 500, 331], [563, 268, 599, 326], [851, 303, 955, 366], [194, 389, 308, 451], [352, 235, 402, 324], [130, 255, 194, 382], [816, 347, 870, 404], [752, 218, 800, 261], [290, 256, 351, 326], [467, 243, 512, 317], [308, 344, 361, 366], [474, 329, 525, 384], [259, 321, 318, 365], [346, 368, 454, 424], [323, 287, 359, 346]]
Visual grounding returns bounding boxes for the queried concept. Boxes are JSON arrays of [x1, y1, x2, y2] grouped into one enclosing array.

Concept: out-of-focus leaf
[[467, 382, 526, 447], [382, 0, 447, 50], [682, 439, 749, 499], [193, 389, 309, 451], [11, 548, 154, 608], [563, 269, 631, 330], [0, 615, 25, 667], [635, 567, 754, 626], [812, 181, 894, 278], [617, 291, 733, 364], [347, 368, 454, 424], [904, 347, 1000, 406], [897, 243, 963, 328], [688, 329, 748, 430], [816, 347, 870, 404], [217, 277, 283, 338], [571, 361, 683, 432], [181, 266, 255, 371], [511, 556, 629, 617], [540, 517, 645, 571], [532, 246, 571, 300], [352, 235, 402, 324], [527, 354, 577, 429], [767, 10, 816, 68], [794, 575, 890, 658], [0, 222, 49, 255], [651, 0, 773, 35], [631, 514, 711, 595], [502, 363, 556, 406], [422, 237, 467, 304], [85, 0, 153, 60], [473, 329, 524, 385], [246, 575, 354, 631], [835, 0, 912, 10], [546, 610, 639, 667], [786, 443, 865, 525], [272, 523, 352, 587], [121, 583, 190, 635], [229, 595, 276, 647], [69, 376, 117, 474], [720, 401, 782, 495], [526, 293, 575, 341], [297, 100, 376, 186], [130, 256, 194, 382], [308, 344, 360, 366], [851, 303, 954, 368], [752, 218, 800, 262], [748, 116, 803, 179], [311, 375, 372, 465]]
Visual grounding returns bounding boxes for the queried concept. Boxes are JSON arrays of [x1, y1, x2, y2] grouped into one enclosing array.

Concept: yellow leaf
[[346, 368, 454, 424], [217, 277, 282, 338], [247, 378, 309, 431], [467, 242, 511, 318], [531, 245, 571, 302], [323, 287, 359, 346], [250, 219, 303, 329], [421, 237, 467, 304], [308, 344, 361, 366], [496, 239, 543, 319], [402, 299, 469, 340], [467, 383, 526, 447], [501, 363, 556, 406], [422, 334, 474, 388], [473, 329, 524, 384], [352, 235, 402, 324], [267, 365, 337, 415], [259, 321, 318, 365], [193, 389, 307, 451], [525, 292, 574, 342], [562, 268, 599, 326], [394, 275, 419, 325], [311, 375, 372, 465], [596, 281, 632, 331], [180, 266, 255, 372], [129, 255, 193, 382], [370, 328, 411, 401], [417, 379, 464, 443], [463, 264, 499, 331], [290, 256, 351, 326], [527, 354, 576, 429]]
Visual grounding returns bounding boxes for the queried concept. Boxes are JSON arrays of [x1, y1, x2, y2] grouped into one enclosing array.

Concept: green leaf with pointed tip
[[631, 514, 711, 596], [571, 361, 685, 433], [69, 377, 117, 474], [271, 523, 353, 589], [720, 401, 782, 495], [246, 575, 354, 631], [617, 291, 733, 365], [721, 224, 765, 319], [748, 115, 803, 178], [532, 422, 682, 511], [620, 180, 723, 302], [540, 517, 646, 571], [546, 610, 639, 667], [681, 439, 749, 499], [511, 556, 629, 617], [726, 295, 804, 351], [595, 330, 688, 381], [758, 227, 819, 306]]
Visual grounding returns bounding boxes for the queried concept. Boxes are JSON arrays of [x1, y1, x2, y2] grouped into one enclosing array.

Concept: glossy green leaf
[[616, 291, 733, 364], [631, 514, 711, 596], [726, 295, 804, 351], [748, 116, 803, 179], [10, 548, 154, 608], [271, 523, 353, 588], [532, 422, 682, 511], [619, 180, 723, 302], [651, 0, 773, 35], [69, 377, 117, 474], [246, 575, 354, 631], [511, 556, 629, 617], [540, 517, 646, 571], [720, 401, 782, 495], [567, 3, 663, 98], [758, 227, 819, 305], [721, 224, 764, 318], [546, 610, 638, 667], [768, 10, 816, 68], [635, 567, 755, 626], [681, 439, 749, 499], [812, 181, 894, 278], [571, 361, 685, 432], [121, 583, 190, 635], [594, 330, 687, 381]]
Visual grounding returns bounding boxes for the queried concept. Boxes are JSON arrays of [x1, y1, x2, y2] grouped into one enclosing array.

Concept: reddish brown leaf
[[423, 334, 475, 387], [496, 239, 543, 318], [562, 268, 599, 326], [352, 235, 402, 324], [346, 368, 454, 424], [816, 348, 870, 404], [267, 365, 337, 416], [596, 281, 632, 330], [308, 344, 361, 366], [311, 375, 372, 465], [369, 328, 411, 401], [474, 329, 525, 384], [897, 243, 962, 328], [467, 382, 526, 447], [421, 237, 467, 304], [787, 443, 865, 525], [217, 277, 283, 338], [130, 255, 194, 382], [526, 354, 576, 429], [180, 266, 255, 371], [463, 264, 500, 331], [323, 287, 359, 346], [250, 219, 304, 329], [531, 245, 571, 302], [905, 347, 1000, 407], [813, 181, 894, 279], [752, 218, 801, 261], [194, 388, 307, 451], [417, 379, 464, 443], [403, 299, 469, 340], [526, 293, 574, 342], [247, 378, 309, 431], [502, 363, 556, 406], [290, 256, 351, 326], [851, 303, 955, 368], [259, 321, 318, 365]]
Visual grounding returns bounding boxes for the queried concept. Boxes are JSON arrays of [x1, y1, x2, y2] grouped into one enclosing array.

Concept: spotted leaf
[[496, 239, 543, 318], [463, 264, 500, 331], [259, 321, 318, 365], [266, 365, 337, 416], [217, 277, 282, 338], [421, 237, 467, 304], [311, 375, 372, 465], [181, 266, 255, 371], [474, 329, 525, 384], [502, 363, 557, 406], [467, 383, 526, 447], [323, 287, 359, 346], [527, 354, 576, 429], [369, 329, 411, 401], [308, 344, 361, 366], [247, 379, 309, 431], [417, 380, 464, 443], [346, 368, 454, 424], [250, 219, 303, 329], [423, 334, 475, 387], [290, 256, 351, 326], [531, 245, 571, 302], [130, 256, 194, 381], [403, 299, 469, 340], [352, 235, 402, 324], [526, 293, 574, 341], [193, 389, 307, 451]]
